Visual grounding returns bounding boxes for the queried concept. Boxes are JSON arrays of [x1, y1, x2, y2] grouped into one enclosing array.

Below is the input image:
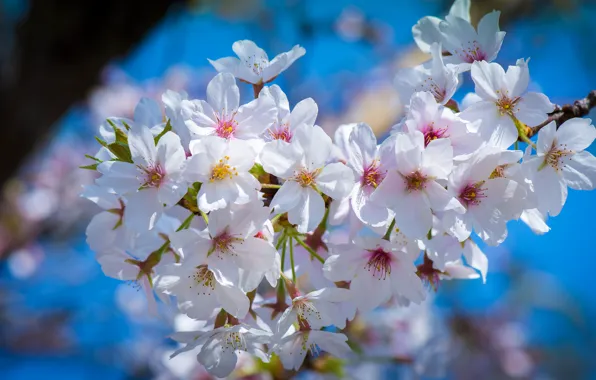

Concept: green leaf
[[84, 154, 103, 163], [154, 119, 172, 145], [79, 163, 99, 170], [106, 119, 128, 144], [95, 136, 108, 148], [107, 141, 133, 163]]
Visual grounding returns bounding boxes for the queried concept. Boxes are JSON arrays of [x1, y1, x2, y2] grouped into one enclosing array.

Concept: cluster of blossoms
[[81, 1, 596, 377]]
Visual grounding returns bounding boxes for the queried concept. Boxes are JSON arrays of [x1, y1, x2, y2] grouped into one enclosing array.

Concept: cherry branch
[[527, 90, 596, 138]]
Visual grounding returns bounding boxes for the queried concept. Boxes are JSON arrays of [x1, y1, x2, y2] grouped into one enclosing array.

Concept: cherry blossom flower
[[524, 118, 596, 217], [439, 10, 506, 71], [209, 40, 305, 85], [401, 91, 480, 158], [260, 125, 355, 233], [371, 131, 464, 238], [412, 0, 471, 54], [460, 60, 554, 149], [170, 325, 271, 378], [259, 85, 318, 143], [277, 287, 352, 334], [162, 90, 196, 155], [395, 43, 459, 105], [272, 330, 351, 371], [324, 237, 425, 312], [181, 73, 277, 139], [443, 146, 526, 245], [184, 136, 260, 212], [96, 126, 187, 231]]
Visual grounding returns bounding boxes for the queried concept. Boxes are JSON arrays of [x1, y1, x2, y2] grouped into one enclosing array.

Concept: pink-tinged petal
[[370, 170, 405, 208], [289, 97, 318, 130], [351, 269, 392, 312], [134, 97, 162, 128], [235, 95, 277, 139], [462, 240, 488, 283], [270, 180, 304, 215], [181, 99, 217, 134], [504, 62, 529, 98], [208, 56, 259, 84], [422, 138, 453, 180], [310, 331, 352, 359], [564, 151, 596, 190], [206, 73, 239, 117], [536, 121, 557, 156], [520, 208, 550, 235], [128, 125, 157, 167], [516, 92, 553, 127], [233, 237, 276, 271], [197, 180, 239, 213], [233, 39, 268, 62], [323, 252, 360, 282], [81, 185, 120, 210], [156, 132, 185, 174], [442, 210, 472, 242], [394, 131, 424, 173], [391, 268, 426, 304], [124, 189, 162, 231], [260, 85, 290, 119], [412, 16, 443, 53], [157, 179, 187, 207], [347, 122, 377, 170], [316, 163, 355, 199], [449, 0, 471, 21], [444, 261, 481, 280], [97, 251, 139, 280], [426, 180, 464, 213], [288, 187, 325, 233], [392, 191, 432, 238], [295, 125, 332, 170], [488, 114, 518, 149], [476, 11, 505, 62], [533, 165, 567, 217], [197, 338, 239, 378], [260, 140, 302, 178], [215, 283, 249, 318], [262, 45, 305, 83], [556, 118, 596, 152], [470, 61, 504, 101]]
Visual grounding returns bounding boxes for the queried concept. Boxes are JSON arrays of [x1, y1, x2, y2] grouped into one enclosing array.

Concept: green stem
[[289, 236, 296, 282], [261, 183, 281, 189], [383, 218, 396, 241], [199, 210, 209, 225], [511, 115, 536, 149], [176, 213, 195, 232], [281, 235, 288, 272], [294, 236, 325, 264]]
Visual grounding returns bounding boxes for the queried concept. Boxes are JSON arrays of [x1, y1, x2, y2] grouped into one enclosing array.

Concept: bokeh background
[[1, 0, 596, 378]]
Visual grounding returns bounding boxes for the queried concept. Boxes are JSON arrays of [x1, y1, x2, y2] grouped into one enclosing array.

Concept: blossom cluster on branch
[[81, 0, 596, 376]]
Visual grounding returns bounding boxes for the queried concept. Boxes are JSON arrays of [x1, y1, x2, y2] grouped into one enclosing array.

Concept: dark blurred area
[[1, 0, 596, 379]]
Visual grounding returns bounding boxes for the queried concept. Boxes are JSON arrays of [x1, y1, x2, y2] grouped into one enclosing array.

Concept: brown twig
[[527, 90, 596, 138]]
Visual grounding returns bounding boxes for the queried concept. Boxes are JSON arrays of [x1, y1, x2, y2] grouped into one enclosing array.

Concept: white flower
[[342, 122, 393, 227], [442, 146, 526, 245], [259, 85, 318, 143], [181, 73, 276, 140], [209, 40, 305, 85], [184, 136, 260, 212], [324, 237, 425, 312], [261, 125, 355, 233], [412, 0, 471, 54], [272, 330, 351, 371], [425, 233, 488, 282], [524, 118, 596, 217], [96, 126, 187, 231], [395, 43, 459, 105], [277, 287, 352, 334], [162, 90, 196, 155], [82, 185, 134, 254], [170, 325, 270, 378], [460, 60, 554, 149], [439, 10, 506, 71], [371, 131, 463, 238], [402, 91, 480, 158]]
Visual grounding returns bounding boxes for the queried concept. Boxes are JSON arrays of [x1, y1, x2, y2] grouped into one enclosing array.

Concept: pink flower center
[[293, 168, 321, 188], [141, 164, 166, 188], [457, 41, 487, 63], [421, 124, 449, 147], [268, 124, 293, 142], [191, 265, 215, 294], [404, 170, 428, 192], [459, 181, 487, 208], [215, 116, 238, 139], [365, 248, 393, 280], [211, 231, 239, 255], [362, 160, 385, 189]]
